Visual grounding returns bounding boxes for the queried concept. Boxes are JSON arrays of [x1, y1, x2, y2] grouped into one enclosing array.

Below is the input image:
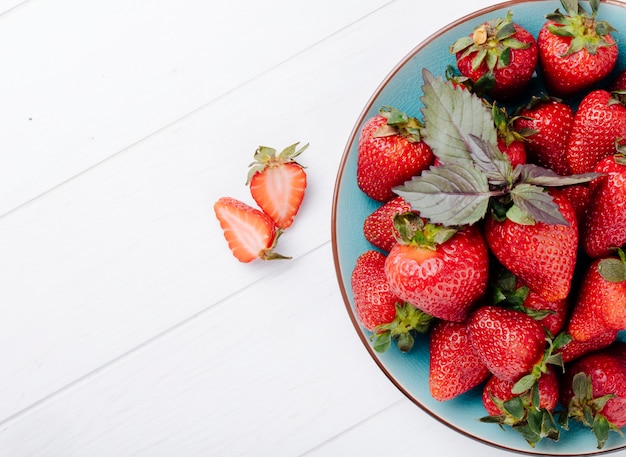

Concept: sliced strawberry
[[214, 197, 288, 263], [248, 143, 308, 229]]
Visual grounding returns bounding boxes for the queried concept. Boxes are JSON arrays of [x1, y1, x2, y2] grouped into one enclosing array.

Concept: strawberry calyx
[[560, 372, 623, 449], [493, 102, 529, 147], [490, 269, 557, 321], [258, 227, 291, 261], [480, 384, 561, 447], [392, 212, 457, 249], [546, 0, 617, 56], [374, 106, 424, 143], [597, 248, 626, 283], [246, 142, 308, 185], [371, 302, 434, 353]]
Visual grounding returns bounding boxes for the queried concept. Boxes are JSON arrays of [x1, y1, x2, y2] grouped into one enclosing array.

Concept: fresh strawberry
[[581, 154, 626, 258], [362, 196, 412, 253], [214, 197, 288, 263], [467, 305, 547, 383], [383, 213, 489, 322], [450, 11, 538, 100], [560, 183, 591, 223], [565, 90, 626, 174], [560, 343, 626, 448], [484, 190, 579, 302], [429, 320, 490, 401], [356, 106, 434, 202], [537, 0, 618, 98], [513, 96, 574, 175], [556, 330, 618, 363], [351, 250, 433, 353], [492, 103, 527, 168], [247, 143, 308, 229], [480, 368, 560, 446], [482, 367, 559, 417], [351, 250, 397, 333], [489, 268, 568, 336], [567, 251, 626, 342]]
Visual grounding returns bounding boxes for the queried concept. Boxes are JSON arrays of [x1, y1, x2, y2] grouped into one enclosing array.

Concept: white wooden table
[[0, 1, 551, 455]]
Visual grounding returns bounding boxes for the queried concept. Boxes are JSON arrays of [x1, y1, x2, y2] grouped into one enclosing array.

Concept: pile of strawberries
[[351, 0, 626, 449]]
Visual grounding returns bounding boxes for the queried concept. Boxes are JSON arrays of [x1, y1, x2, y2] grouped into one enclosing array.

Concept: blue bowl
[[332, 1, 626, 455]]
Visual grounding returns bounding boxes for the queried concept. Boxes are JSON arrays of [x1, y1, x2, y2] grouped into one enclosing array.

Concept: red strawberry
[[484, 190, 578, 302], [556, 330, 618, 363], [537, 0, 618, 98], [560, 183, 591, 224], [492, 103, 527, 168], [362, 196, 412, 253], [565, 90, 626, 174], [356, 106, 434, 202], [214, 197, 288, 263], [351, 250, 397, 333], [482, 367, 559, 417], [350, 250, 433, 353], [489, 268, 568, 335], [467, 305, 547, 382], [450, 11, 538, 100], [429, 320, 490, 401], [582, 154, 626, 258], [560, 343, 626, 448], [247, 143, 308, 229], [567, 252, 626, 342], [480, 368, 561, 446], [513, 97, 574, 175], [384, 214, 489, 322]]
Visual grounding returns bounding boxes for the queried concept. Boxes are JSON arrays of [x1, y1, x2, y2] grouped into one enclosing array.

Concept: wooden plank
[[0, 0, 388, 216]]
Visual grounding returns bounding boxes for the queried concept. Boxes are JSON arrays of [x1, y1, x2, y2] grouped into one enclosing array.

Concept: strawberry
[[567, 251, 626, 342], [513, 96, 574, 176], [429, 320, 490, 401], [489, 268, 568, 336], [565, 90, 626, 174], [482, 368, 559, 417], [556, 330, 618, 363], [560, 183, 591, 223], [350, 250, 433, 353], [480, 368, 561, 446], [560, 343, 626, 448], [383, 214, 489, 322], [492, 103, 527, 168], [467, 305, 547, 383], [537, 0, 618, 98], [450, 11, 538, 100], [213, 197, 288, 263], [356, 106, 434, 202], [362, 196, 412, 253], [609, 67, 626, 92], [484, 190, 579, 302], [247, 143, 308, 229], [581, 154, 626, 258]]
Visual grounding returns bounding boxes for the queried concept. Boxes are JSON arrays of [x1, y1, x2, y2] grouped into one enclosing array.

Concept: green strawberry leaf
[[393, 163, 492, 226], [509, 183, 570, 226], [420, 69, 497, 166]]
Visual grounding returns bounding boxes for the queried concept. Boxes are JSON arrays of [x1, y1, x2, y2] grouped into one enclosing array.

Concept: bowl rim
[[331, 0, 626, 455]]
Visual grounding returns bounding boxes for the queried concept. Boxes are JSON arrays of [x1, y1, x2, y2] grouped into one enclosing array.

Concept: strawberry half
[[247, 143, 308, 229], [214, 197, 289, 263]]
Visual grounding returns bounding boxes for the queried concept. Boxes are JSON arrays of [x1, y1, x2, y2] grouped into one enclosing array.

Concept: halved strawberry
[[247, 143, 308, 229], [214, 197, 288, 263]]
